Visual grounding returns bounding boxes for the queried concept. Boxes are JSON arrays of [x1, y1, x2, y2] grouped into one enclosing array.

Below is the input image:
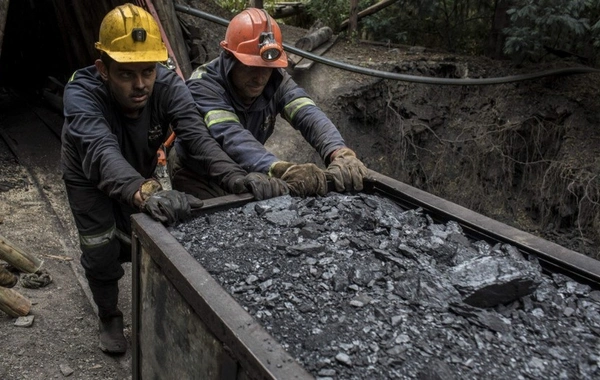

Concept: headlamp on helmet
[[258, 10, 283, 62], [220, 8, 288, 68], [131, 28, 147, 43], [95, 3, 168, 63]]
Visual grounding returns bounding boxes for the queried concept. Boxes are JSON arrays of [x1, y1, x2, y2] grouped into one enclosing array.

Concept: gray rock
[[14, 315, 34, 327], [447, 255, 542, 307], [59, 363, 74, 376], [395, 268, 462, 310]]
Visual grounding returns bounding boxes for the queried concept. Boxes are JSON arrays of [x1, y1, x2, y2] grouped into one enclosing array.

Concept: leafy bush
[[503, 0, 600, 64], [306, 0, 495, 55], [214, 0, 600, 63], [213, 0, 281, 14], [214, 0, 248, 14], [304, 0, 359, 32]]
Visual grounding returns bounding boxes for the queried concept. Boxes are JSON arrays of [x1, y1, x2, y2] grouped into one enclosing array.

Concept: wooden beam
[[340, 0, 399, 31], [0, 286, 31, 317], [289, 35, 338, 71], [272, 4, 305, 19], [0, 234, 43, 274], [295, 26, 333, 52], [0, 265, 17, 288], [249, 0, 264, 8], [0, 0, 9, 58], [349, 0, 359, 38], [146, 0, 192, 79]]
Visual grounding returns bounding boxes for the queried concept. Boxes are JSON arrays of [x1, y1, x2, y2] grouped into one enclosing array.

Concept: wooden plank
[[339, 0, 400, 30], [249, 0, 264, 8], [0, 0, 9, 58], [295, 26, 333, 51], [349, 0, 359, 36], [273, 3, 305, 19], [146, 0, 192, 79], [0, 265, 17, 287], [0, 234, 44, 274], [291, 35, 338, 71], [137, 245, 232, 379], [0, 286, 31, 317]]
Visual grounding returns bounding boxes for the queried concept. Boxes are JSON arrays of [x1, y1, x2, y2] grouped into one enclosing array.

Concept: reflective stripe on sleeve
[[189, 66, 208, 79], [283, 97, 316, 121], [80, 224, 116, 248], [205, 110, 240, 128]]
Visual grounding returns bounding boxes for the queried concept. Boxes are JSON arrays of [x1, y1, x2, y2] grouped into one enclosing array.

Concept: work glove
[[325, 147, 368, 192], [269, 161, 327, 197], [224, 175, 250, 195], [139, 180, 203, 225], [243, 172, 289, 200]]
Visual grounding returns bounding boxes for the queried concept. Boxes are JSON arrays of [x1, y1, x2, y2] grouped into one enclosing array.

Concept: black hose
[[174, 4, 600, 86]]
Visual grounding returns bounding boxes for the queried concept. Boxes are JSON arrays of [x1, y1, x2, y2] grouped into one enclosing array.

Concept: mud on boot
[[98, 313, 126, 354]]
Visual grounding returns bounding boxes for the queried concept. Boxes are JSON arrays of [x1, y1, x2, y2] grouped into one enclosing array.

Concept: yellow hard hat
[[95, 3, 167, 63]]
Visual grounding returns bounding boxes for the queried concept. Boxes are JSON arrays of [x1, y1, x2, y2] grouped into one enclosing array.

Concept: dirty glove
[[325, 147, 368, 192], [224, 175, 250, 194], [244, 172, 289, 200], [269, 161, 327, 197], [140, 180, 203, 225]]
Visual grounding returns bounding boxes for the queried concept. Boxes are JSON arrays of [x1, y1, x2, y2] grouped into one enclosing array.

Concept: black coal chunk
[[173, 193, 600, 380]]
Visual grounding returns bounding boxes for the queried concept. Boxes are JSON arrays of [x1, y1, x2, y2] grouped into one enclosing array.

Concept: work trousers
[[64, 180, 135, 319], [167, 146, 228, 200]]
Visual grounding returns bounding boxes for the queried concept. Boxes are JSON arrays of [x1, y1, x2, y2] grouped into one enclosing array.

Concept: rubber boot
[[87, 279, 127, 354], [98, 311, 127, 354]]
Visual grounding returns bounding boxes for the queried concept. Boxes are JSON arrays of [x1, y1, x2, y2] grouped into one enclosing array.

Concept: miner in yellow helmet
[[61, 3, 279, 355], [169, 8, 368, 199]]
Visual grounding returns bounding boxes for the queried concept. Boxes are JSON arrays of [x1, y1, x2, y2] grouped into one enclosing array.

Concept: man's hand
[[224, 175, 250, 194], [325, 148, 368, 192], [269, 161, 327, 197], [142, 190, 203, 225], [244, 172, 289, 200]]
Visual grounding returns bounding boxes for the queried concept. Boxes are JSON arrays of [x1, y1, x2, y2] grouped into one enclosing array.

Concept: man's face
[[230, 61, 273, 106], [95, 60, 157, 118]]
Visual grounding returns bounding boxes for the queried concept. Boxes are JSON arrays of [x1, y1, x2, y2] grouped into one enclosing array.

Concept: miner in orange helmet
[[169, 8, 368, 199], [61, 3, 274, 355]]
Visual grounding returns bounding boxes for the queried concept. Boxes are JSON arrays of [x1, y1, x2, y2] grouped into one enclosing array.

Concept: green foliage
[[305, 0, 496, 55], [213, 0, 600, 63], [503, 0, 600, 63], [213, 0, 307, 25], [214, 0, 281, 14], [214, 0, 249, 14]]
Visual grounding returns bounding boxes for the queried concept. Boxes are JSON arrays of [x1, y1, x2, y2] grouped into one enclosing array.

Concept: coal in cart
[[131, 171, 600, 379]]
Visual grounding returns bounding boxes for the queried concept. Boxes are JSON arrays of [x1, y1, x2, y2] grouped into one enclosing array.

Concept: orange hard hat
[[220, 8, 287, 68]]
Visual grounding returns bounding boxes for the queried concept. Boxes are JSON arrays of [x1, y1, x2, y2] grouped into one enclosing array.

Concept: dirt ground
[[1, 10, 600, 380], [0, 94, 131, 379]]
